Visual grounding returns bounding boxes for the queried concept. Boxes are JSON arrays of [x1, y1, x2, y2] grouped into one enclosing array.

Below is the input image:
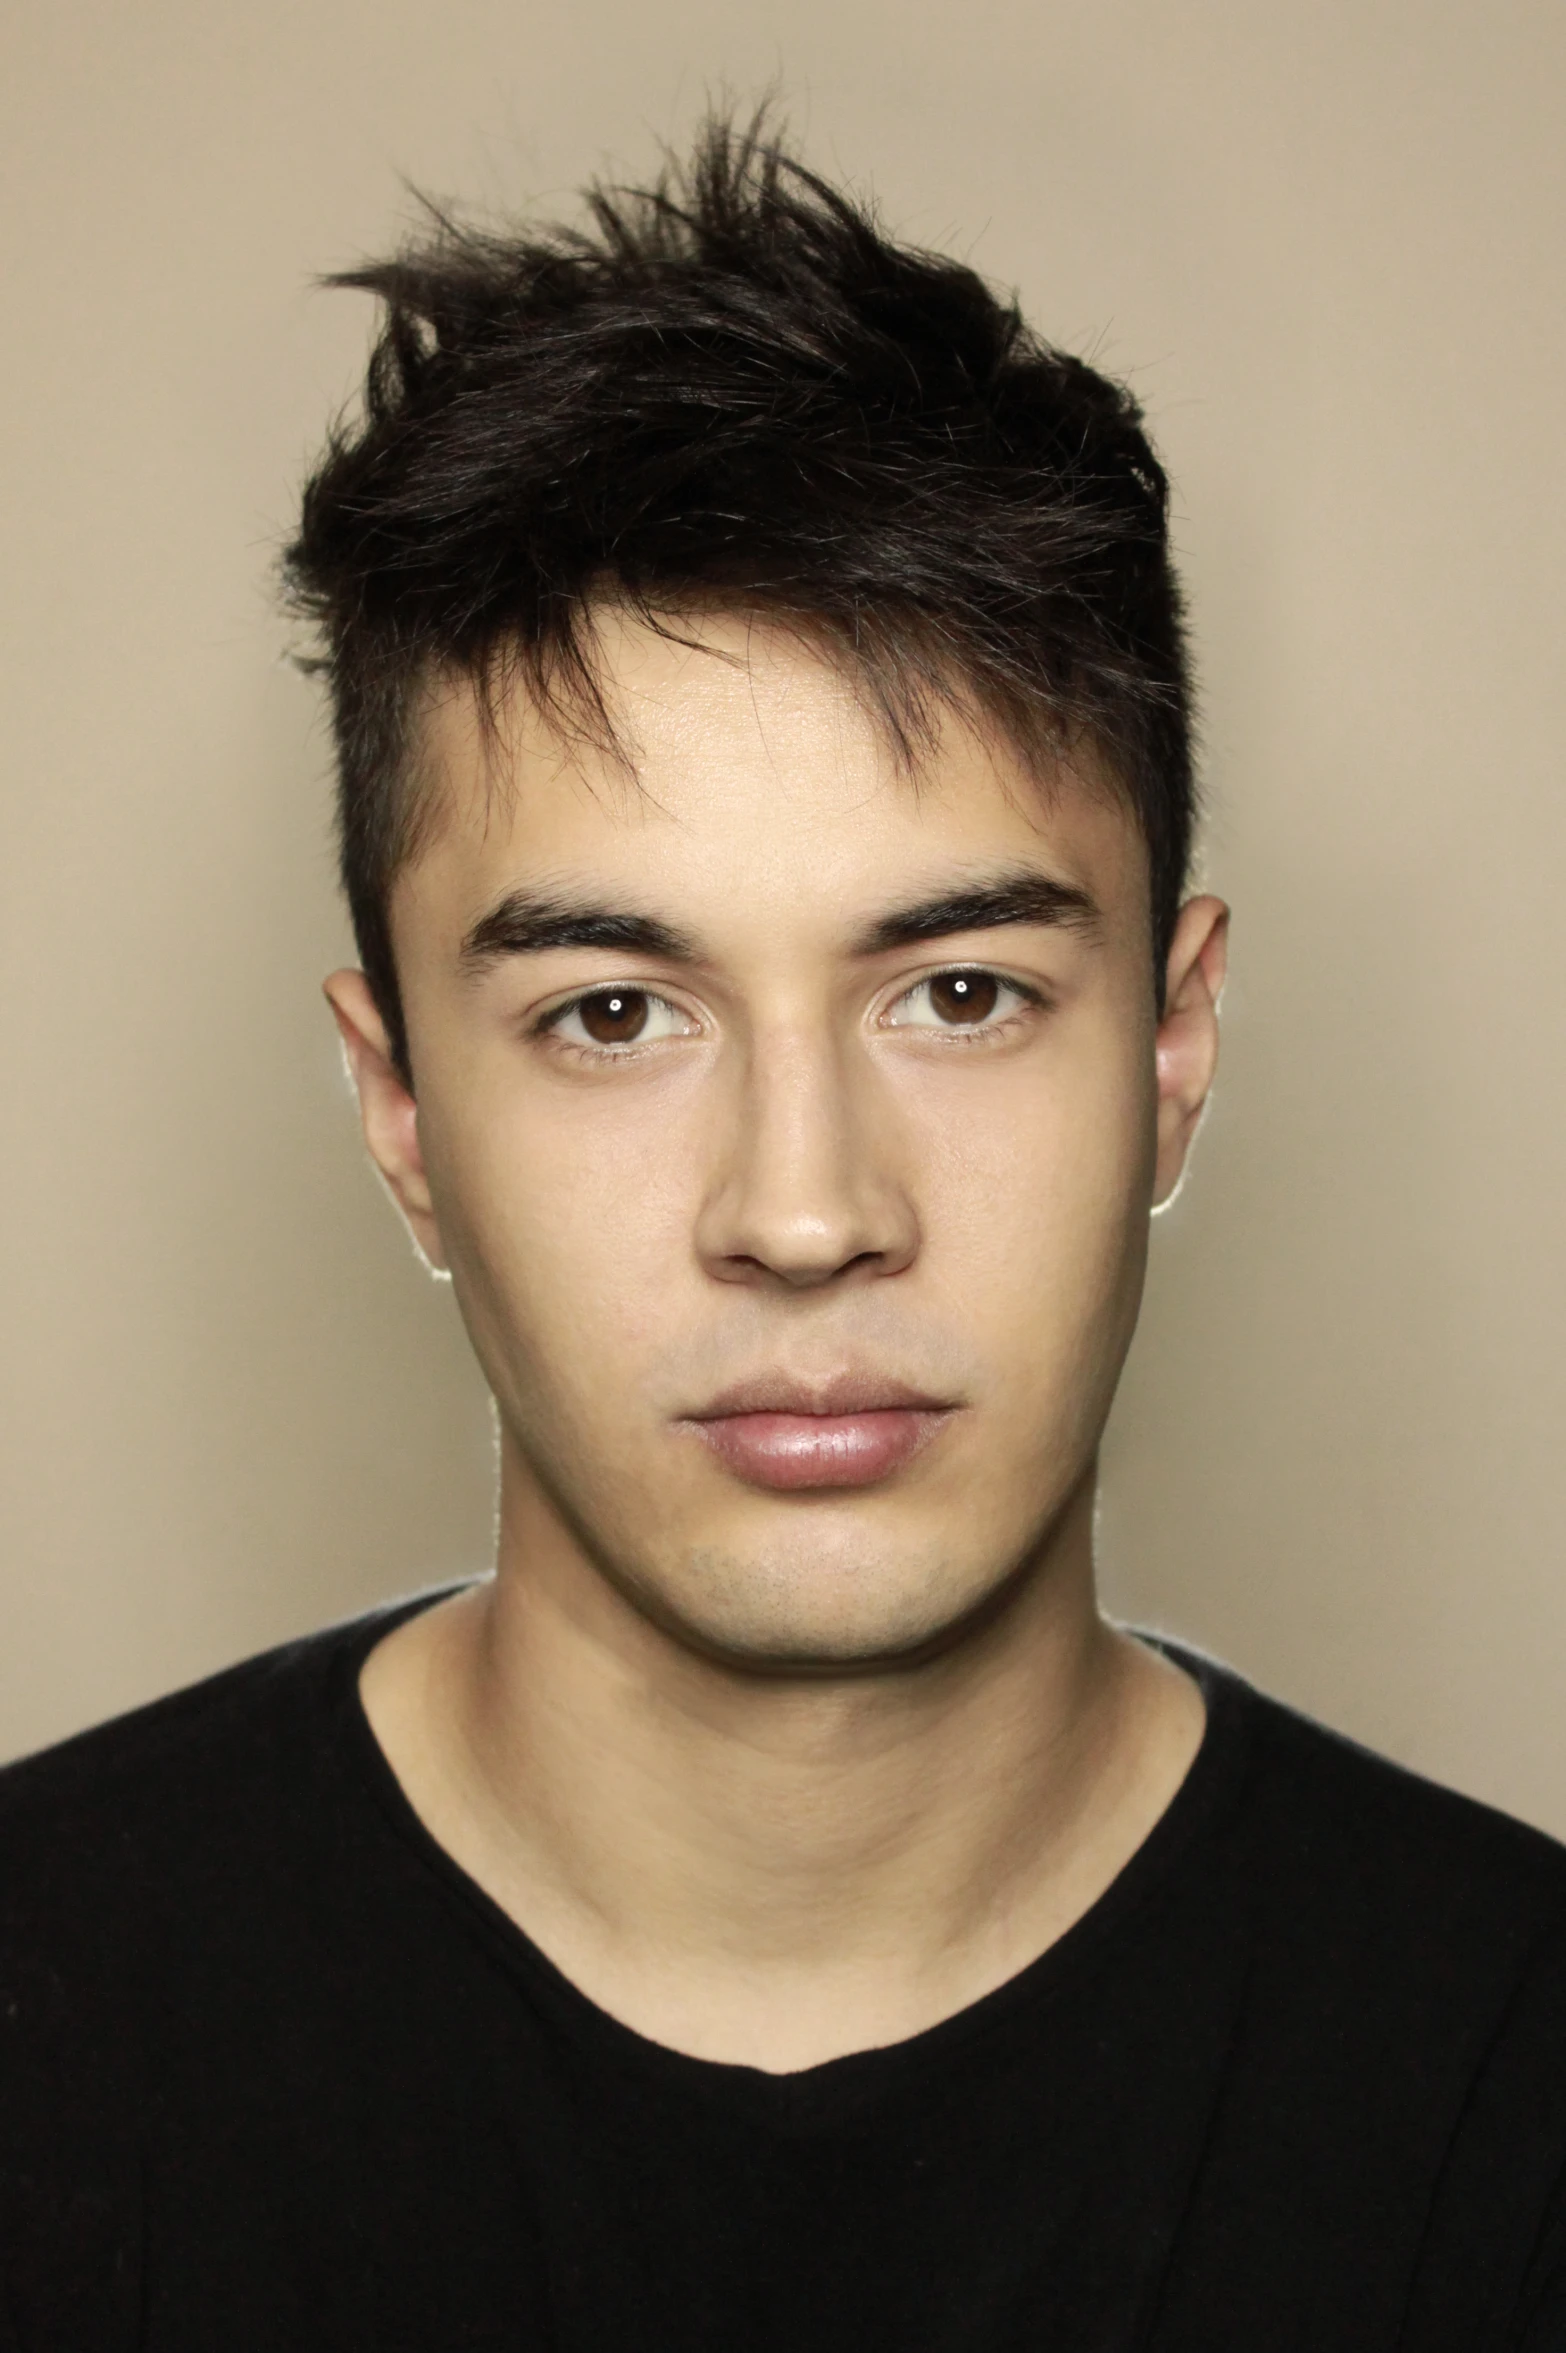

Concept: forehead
[[397, 609, 1147, 944]]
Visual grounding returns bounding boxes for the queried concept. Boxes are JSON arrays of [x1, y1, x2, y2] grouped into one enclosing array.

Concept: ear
[[1153, 896, 1229, 1210], [323, 970, 448, 1272]]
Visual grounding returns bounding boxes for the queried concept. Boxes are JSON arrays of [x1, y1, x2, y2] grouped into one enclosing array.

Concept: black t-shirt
[[3, 1594, 1565, 2351]]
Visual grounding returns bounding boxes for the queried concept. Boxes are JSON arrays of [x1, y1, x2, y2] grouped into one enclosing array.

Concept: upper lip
[[685, 1373, 957, 1420]]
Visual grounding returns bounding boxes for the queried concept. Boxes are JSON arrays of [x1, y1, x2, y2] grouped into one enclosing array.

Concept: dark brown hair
[[284, 116, 1197, 1079]]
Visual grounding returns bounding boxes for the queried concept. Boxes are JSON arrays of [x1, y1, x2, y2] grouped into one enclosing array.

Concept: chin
[[627, 1540, 1012, 1675]]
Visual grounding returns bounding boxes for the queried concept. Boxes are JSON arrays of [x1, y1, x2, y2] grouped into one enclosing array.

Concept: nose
[[694, 1025, 920, 1291]]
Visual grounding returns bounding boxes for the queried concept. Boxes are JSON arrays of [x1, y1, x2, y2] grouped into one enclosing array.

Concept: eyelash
[[884, 968, 1045, 1040], [533, 966, 1046, 1062], [533, 989, 696, 1061]]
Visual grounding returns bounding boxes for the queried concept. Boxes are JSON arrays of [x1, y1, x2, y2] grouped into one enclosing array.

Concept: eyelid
[[881, 964, 1044, 1029], [534, 984, 701, 1049]]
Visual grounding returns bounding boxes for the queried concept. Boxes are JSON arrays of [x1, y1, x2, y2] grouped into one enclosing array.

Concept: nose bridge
[[697, 1011, 916, 1288]]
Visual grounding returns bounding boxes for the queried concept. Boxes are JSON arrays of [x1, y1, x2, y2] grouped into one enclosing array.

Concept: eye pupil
[[578, 989, 649, 1044], [930, 971, 999, 1024]]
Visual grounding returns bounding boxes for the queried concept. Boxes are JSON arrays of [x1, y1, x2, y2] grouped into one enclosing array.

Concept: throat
[[357, 1574, 1206, 2071]]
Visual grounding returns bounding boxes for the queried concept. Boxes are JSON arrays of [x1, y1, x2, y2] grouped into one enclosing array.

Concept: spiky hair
[[284, 115, 1196, 1077]]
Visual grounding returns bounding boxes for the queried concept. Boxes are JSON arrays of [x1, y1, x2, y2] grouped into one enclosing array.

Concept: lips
[[682, 1375, 956, 1492]]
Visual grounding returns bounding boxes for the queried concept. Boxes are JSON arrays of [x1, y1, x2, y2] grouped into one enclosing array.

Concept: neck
[[361, 1465, 1204, 2070]]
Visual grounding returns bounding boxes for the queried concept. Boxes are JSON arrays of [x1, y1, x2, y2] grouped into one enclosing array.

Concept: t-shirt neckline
[[325, 1584, 1257, 2123]]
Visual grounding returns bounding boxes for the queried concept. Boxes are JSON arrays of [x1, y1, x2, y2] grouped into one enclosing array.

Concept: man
[[2, 119, 1564, 2350]]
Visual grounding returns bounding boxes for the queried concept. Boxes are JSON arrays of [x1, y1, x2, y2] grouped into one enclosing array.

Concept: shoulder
[[0, 1598, 452, 2194], [0, 1609, 420, 2323], [1215, 1674, 1566, 2329], [1, 1618, 344, 1868], [0, 1600, 430, 2013], [0, 1584, 459, 1849], [1233, 1670, 1566, 1930], [1201, 1660, 1566, 2137]]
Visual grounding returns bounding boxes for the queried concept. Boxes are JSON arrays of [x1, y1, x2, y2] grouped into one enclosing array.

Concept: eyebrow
[[852, 868, 1101, 956], [458, 864, 1099, 975], [460, 890, 700, 971]]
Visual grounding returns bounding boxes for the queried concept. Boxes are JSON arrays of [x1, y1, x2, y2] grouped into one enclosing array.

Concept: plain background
[[3, 0, 1563, 1832]]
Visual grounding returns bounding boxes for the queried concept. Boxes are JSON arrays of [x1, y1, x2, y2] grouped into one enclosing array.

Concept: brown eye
[[577, 989, 649, 1044], [927, 970, 999, 1024]]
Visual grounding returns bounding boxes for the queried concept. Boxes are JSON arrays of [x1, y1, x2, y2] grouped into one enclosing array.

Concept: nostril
[[713, 1244, 900, 1293]]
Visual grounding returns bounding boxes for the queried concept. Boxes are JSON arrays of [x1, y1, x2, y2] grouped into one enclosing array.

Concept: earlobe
[[322, 970, 449, 1272], [1152, 897, 1229, 1211]]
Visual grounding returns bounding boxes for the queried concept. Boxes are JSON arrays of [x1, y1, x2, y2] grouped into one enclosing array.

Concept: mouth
[[680, 1374, 958, 1493]]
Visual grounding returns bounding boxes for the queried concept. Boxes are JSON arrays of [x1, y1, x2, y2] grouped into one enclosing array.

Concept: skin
[[330, 608, 1228, 2071]]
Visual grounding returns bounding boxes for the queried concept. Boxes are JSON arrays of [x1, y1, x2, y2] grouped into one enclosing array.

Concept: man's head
[[286, 117, 1197, 1084], [290, 121, 1226, 1672]]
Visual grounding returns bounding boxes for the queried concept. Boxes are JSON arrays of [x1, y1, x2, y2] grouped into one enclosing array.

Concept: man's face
[[358, 610, 1217, 1668]]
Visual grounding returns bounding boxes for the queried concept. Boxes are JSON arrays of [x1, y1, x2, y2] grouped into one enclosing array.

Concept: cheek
[[913, 1033, 1155, 1340], [419, 1073, 700, 1403]]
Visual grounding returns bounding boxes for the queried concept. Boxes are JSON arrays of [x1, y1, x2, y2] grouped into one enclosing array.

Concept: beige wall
[[3, 0, 1563, 1830]]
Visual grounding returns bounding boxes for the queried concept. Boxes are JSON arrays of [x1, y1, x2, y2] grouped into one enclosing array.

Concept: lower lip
[[688, 1410, 947, 1491]]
